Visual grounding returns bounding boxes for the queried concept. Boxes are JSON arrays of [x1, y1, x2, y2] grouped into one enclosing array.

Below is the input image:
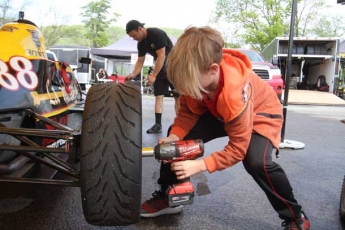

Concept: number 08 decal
[[0, 56, 38, 91]]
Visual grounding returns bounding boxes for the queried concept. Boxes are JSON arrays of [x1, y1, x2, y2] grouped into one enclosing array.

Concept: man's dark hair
[[126, 20, 145, 33]]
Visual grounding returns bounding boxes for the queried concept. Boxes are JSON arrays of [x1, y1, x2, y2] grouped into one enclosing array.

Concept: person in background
[[110, 71, 118, 77], [140, 26, 310, 230], [96, 68, 108, 81], [148, 66, 153, 75], [109, 71, 118, 83], [125, 20, 179, 134]]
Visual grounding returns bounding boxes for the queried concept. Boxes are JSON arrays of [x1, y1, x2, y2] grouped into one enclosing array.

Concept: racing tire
[[80, 82, 142, 226], [340, 176, 345, 224], [317, 75, 326, 88]]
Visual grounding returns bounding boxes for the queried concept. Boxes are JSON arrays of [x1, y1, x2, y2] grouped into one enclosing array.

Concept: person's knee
[[156, 95, 164, 103], [243, 158, 265, 175]]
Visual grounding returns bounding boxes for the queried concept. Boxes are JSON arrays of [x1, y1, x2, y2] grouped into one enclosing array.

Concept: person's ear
[[209, 63, 220, 75]]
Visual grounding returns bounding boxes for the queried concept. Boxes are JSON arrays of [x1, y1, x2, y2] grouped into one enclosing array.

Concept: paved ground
[[0, 93, 345, 230]]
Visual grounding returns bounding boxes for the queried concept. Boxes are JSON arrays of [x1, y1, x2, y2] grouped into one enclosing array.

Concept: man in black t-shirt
[[125, 20, 179, 134]]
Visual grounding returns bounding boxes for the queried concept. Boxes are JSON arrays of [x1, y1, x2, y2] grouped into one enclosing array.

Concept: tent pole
[[279, 0, 305, 150]]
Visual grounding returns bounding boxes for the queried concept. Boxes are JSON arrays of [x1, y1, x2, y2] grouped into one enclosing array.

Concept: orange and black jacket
[[170, 49, 283, 173]]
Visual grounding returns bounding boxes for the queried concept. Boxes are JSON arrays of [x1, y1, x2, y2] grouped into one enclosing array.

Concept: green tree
[[160, 27, 184, 39], [0, 0, 32, 26], [0, 0, 11, 25], [294, 0, 329, 37], [43, 25, 89, 47], [211, 0, 335, 51], [211, 0, 291, 50], [107, 26, 126, 44], [311, 14, 345, 37], [39, 7, 74, 47], [59, 25, 90, 46], [81, 0, 119, 48], [41, 25, 66, 47]]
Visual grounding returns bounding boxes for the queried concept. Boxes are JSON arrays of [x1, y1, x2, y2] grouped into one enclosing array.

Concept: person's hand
[[125, 74, 134, 82], [158, 134, 180, 144], [146, 74, 156, 86], [171, 159, 207, 180]]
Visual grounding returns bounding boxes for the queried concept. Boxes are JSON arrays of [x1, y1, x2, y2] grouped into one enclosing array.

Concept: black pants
[[154, 67, 176, 96], [158, 111, 302, 220]]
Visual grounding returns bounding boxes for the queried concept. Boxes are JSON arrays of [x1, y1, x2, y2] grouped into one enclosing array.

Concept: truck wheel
[[80, 82, 142, 226], [340, 176, 345, 224]]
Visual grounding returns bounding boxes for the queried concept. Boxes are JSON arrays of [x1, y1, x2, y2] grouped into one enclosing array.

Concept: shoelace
[[152, 124, 161, 129], [147, 190, 164, 204], [281, 219, 303, 230], [282, 211, 308, 230]]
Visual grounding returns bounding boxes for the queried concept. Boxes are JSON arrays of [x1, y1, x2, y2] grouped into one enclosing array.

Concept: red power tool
[[153, 139, 204, 207]]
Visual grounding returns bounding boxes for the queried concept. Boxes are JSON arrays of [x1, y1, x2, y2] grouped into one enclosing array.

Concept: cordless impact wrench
[[153, 139, 204, 207]]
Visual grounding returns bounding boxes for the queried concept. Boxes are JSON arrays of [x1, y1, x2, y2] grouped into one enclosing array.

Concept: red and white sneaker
[[140, 190, 183, 218], [282, 211, 310, 230]]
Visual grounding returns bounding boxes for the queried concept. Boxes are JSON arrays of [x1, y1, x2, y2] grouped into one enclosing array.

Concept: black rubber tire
[[340, 176, 345, 224], [80, 82, 142, 226], [317, 75, 326, 88]]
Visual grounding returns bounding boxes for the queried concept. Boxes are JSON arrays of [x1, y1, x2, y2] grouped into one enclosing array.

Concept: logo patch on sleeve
[[242, 83, 249, 102]]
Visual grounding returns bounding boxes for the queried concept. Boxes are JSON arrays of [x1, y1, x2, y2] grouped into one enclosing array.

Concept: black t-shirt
[[137, 28, 173, 61], [98, 72, 105, 78]]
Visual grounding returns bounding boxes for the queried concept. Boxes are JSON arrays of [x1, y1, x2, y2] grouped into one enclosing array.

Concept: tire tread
[[80, 82, 142, 226]]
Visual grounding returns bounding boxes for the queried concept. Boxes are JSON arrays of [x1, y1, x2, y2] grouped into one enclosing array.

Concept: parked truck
[[261, 37, 341, 93], [235, 48, 283, 99]]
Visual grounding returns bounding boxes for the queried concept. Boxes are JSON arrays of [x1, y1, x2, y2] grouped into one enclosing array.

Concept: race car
[[0, 12, 142, 226]]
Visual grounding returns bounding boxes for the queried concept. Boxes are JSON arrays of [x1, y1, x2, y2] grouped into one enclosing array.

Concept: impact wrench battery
[[153, 139, 204, 207]]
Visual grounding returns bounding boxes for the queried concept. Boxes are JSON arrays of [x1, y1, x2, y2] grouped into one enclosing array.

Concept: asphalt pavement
[[0, 94, 345, 230]]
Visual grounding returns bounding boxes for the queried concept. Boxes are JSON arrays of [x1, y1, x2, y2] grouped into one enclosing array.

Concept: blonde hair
[[167, 26, 224, 100]]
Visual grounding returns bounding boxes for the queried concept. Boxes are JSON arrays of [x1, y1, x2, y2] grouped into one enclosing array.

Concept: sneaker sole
[[140, 205, 183, 218], [146, 130, 162, 134]]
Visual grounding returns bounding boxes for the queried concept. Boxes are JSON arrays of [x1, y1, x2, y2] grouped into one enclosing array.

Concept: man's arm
[[147, 47, 166, 85], [125, 56, 145, 81], [96, 73, 101, 80], [152, 47, 166, 76]]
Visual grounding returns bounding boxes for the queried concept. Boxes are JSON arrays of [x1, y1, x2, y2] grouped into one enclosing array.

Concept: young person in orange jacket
[[140, 26, 310, 230]]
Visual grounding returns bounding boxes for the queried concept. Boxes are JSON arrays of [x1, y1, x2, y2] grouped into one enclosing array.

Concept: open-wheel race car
[[0, 12, 143, 226]]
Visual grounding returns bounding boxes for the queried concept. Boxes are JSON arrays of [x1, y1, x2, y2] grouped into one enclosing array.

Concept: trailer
[[48, 46, 106, 89], [261, 37, 341, 93]]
